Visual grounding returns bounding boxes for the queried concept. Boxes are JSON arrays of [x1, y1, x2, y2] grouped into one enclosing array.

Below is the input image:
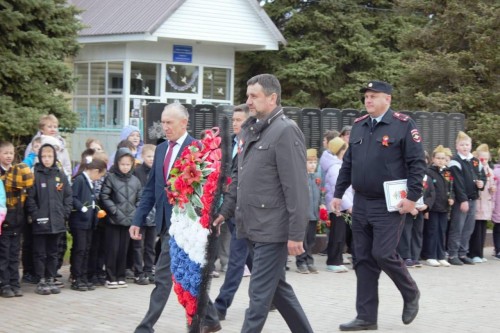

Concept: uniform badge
[[411, 129, 421, 143], [382, 135, 389, 146]]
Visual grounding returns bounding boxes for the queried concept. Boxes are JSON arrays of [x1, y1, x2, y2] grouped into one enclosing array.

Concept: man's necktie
[[372, 119, 378, 131], [163, 141, 177, 182]]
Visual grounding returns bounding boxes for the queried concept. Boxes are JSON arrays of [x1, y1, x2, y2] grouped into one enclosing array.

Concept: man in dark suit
[[214, 74, 313, 333], [130, 103, 221, 333]]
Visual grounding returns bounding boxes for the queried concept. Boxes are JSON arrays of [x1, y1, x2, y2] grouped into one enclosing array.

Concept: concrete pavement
[[1, 249, 499, 332]]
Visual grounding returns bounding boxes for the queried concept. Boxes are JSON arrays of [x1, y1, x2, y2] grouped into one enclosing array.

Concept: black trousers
[[33, 233, 60, 280], [57, 231, 67, 270], [88, 225, 106, 279], [493, 223, 500, 254], [296, 220, 317, 267], [397, 213, 424, 260], [242, 241, 313, 333], [70, 228, 93, 281], [468, 220, 487, 258], [0, 233, 22, 288], [352, 194, 419, 323], [106, 224, 130, 282], [22, 223, 34, 275], [132, 225, 156, 276], [327, 213, 347, 266]]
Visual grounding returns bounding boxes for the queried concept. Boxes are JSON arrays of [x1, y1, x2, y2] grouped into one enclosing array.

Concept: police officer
[[333, 80, 426, 331]]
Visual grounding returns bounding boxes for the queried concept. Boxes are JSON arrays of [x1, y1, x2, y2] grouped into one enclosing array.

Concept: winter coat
[[25, 145, 72, 235], [133, 163, 155, 226], [427, 165, 453, 213], [475, 162, 495, 221], [321, 153, 353, 212], [101, 149, 142, 227], [492, 165, 500, 223], [69, 173, 98, 230]]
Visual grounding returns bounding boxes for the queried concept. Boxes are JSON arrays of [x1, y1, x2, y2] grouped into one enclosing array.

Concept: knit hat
[[328, 137, 347, 155], [306, 148, 318, 160]]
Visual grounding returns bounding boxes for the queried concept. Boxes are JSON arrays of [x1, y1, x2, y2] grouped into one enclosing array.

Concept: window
[[90, 63, 105, 95], [202, 67, 231, 100], [131, 62, 160, 96], [166, 64, 199, 94], [108, 62, 123, 95], [74, 63, 89, 95]]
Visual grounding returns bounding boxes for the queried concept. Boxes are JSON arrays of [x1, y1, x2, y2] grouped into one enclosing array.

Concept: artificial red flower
[[315, 178, 321, 185], [400, 190, 407, 199], [319, 207, 329, 221], [181, 163, 202, 185], [382, 135, 389, 147]]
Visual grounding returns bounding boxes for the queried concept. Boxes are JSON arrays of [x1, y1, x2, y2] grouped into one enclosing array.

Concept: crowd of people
[[1, 75, 499, 333]]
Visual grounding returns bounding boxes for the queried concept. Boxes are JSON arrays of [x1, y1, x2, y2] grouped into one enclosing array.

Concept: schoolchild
[[69, 156, 107, 291], [447, 132, 486, 265], [422, 145, 454, 267], [0, 141, 34, 298], [100, 148, 142, 288], [132, 144, 157, 284], [25, 144, 72, 295]]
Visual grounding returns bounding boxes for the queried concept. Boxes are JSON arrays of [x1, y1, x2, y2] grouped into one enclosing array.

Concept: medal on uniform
[[382, 135, 389, 147]]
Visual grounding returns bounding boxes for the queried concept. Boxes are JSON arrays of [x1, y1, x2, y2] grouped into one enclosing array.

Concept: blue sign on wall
[[173, 45, 193, 63]]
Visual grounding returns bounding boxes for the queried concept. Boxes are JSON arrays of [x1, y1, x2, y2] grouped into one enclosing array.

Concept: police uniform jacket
[[219, 107, 309, 243], [334, 109, 426, 202]]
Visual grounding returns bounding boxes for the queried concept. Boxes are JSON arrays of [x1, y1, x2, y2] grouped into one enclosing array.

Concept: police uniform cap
[[359, 80, 393, 95]]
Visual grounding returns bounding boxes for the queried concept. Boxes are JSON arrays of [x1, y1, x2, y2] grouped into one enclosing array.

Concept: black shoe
[[200, 323, 222, 333], [22, 273, 39, 284], [402, 291, 420, 325], [459, 256, 475, 265], [11, 286, 23, 297], [134, 275, 150, 285], [216, 309, 226, 321], [339, 318, 377, 331], [146, 272, 155, 283], [125, 269, 135, 280], [448, 257, 463, 266], [71, 280, 88, 292], [86, 282, 96, 291], [1, 286, 15, 298]]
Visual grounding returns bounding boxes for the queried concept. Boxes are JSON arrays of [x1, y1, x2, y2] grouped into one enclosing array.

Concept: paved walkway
[[1, 249, 499, 333]]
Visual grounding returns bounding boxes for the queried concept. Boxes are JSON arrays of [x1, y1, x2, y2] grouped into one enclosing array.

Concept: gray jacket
[[220, 107, 309, 243]]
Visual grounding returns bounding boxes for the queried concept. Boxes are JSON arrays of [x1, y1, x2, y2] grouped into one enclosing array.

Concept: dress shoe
[[200, 323, 222, 333], [339, 318, 377, 331], [402, 291, 420, 325]]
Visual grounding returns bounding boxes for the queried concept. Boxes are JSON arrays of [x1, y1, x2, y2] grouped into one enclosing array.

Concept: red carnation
[[319, 207, 329, 221]]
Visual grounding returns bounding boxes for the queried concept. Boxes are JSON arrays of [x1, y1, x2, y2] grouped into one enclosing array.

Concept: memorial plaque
[[193, 104, 216, 139], [301, 108, 322, 150], [144, 102, 167, 144], [414, 111, 433, 152], [216, 105, 233, 136], [447, 113, 465, 154], [322, 108, 341, 133], [432, 112, 448, 148], [283, 107, 302, 128], [341, 109, 360, 128]]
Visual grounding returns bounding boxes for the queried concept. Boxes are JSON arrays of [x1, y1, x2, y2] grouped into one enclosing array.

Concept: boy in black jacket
[[132, 144, 157, 284], [101, 148, 142, 288], [447, 132, 486, 265], [26, 144, 72, 295]]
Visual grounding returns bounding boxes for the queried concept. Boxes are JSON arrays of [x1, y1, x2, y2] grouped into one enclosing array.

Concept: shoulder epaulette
[[393, 112, 409, 122], [354, 114, 369, 123]]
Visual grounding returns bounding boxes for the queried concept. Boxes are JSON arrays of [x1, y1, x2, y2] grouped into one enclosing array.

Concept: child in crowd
[[86, 138, 104, 153], [87, 151, 109, 286], [26, 144, 72, 295], [295, 148, 323, 274], [23, 137, 42, 168], [69, 155, 107, 291], [132, 144, 157, 284], [447, 131, 486, 265], [469, 144, 495, 263], [108, 126, 144, 168], [323, 137, 353, 273], [398, 172, 435, 268], [100, 148, 142, 289], [0, 141, 34, 298], [25, 115, 72, 179], [423, 145, 454, 267], [492, 149, 500, 259]]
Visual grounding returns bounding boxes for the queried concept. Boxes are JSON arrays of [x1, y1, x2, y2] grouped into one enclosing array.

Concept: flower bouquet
[[317, 207, 330, 234], [166, 125, 229, 332]]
